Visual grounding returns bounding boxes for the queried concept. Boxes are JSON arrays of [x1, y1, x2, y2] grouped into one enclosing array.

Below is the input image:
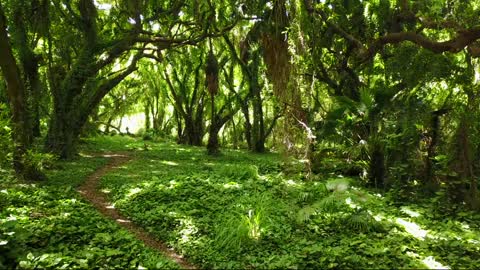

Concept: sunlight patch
[[127, 187, 143, 197], [396, 218, 428, 240], [178, 217, 198, 244], [223, 182, 241, 189], [345, 197, 359, 209], [467, 239, 479, 244], [422, 256, 449, 269], [400, 207, 421, 218], [161, 160, 178, 166], [373, 213, 385, 221], [286, 179, 299, 186], [94, 0, 112, 11], [116, 219, 131, 223], [168, 180, 177, 189]]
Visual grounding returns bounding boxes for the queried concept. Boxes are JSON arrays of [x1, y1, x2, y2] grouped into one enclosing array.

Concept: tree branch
[[364, 28, 480, 60], [304, 0, 480, 59]]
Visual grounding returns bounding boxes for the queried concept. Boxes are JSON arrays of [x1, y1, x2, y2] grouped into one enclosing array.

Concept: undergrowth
[[95, 136, 480, 269], [2, 135, 479, 269], [0, 150, 178, 269]]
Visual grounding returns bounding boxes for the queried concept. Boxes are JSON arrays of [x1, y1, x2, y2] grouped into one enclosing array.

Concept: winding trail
[[77, 152, 196, 269]]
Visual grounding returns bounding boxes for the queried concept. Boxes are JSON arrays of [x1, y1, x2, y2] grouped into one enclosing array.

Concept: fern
[[345, 210, 374, 232], [314, 193, 347, 213], [296, 205, 317, 224], [296, 192, 347, 223], [326, 178, 352, 192]]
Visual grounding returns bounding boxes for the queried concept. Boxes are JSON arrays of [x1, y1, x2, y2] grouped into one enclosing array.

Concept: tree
[[41, 0, 237, 158], [164, 47, 207, 145], [0, 3, 43, 180], [300, 0, 480, 208]]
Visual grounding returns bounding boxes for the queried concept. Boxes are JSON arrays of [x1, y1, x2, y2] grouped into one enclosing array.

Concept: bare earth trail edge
[[77, 152, 196, 269]]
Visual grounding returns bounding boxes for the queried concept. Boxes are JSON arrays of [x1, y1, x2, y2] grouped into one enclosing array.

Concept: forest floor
[[77, 152, 195, 269], [1, 135, 480, 269]]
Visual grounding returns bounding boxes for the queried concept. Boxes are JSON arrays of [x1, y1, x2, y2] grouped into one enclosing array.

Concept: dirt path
[[77, 152, 196, 269]]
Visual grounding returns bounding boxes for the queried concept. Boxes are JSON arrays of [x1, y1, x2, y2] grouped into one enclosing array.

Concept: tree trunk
[[449, 96, 479, 210], [207, 124, 221, 155], [241, 102, 252, 149], [23, 51, 42, 137], [424, 110, 445, 193], [45, 111, 77, 159], [186, 119, 203, 146], [0, 5, 43, 180], [369, 140, 385, 189], [250, 62, 265, 153], [145, 103, 151, 130], [12, 6, 43, 138], [44, 0, 139, 158]]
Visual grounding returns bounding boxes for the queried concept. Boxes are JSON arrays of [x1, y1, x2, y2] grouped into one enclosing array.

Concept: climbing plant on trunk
[[0, 3, 44, 180]]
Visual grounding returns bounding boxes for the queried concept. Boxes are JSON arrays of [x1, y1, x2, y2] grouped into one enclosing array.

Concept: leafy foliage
[[0, 103, 12, 171], [0, 153, 178, 269], [92, 136, 480, 269]]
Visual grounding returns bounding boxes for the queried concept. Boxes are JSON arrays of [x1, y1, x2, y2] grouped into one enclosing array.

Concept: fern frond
[[345, 210, 376, 233], [296, 205, 316, 224], [316, 191, 352, 213], [326, 178, 351, 192]]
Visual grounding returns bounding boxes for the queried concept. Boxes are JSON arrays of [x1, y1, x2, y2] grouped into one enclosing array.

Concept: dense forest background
[[1, 0, 480, 269]]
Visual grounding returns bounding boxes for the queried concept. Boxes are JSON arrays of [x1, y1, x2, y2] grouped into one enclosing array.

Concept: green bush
[[0, 104, 12, 170]]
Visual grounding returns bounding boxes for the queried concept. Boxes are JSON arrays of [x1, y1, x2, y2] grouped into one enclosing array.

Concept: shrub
[[0, 104, 12, 170]]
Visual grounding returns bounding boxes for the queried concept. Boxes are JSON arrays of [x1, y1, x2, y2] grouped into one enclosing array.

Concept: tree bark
[[145, 103, 151, 130], [0, 5, 43, 180], [12, 6, 43, 137], [207, 95, 220, 155], [249, 54, 265, 153], [164, 66, 205, 146]]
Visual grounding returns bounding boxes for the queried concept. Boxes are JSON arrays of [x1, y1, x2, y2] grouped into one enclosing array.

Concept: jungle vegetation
[[1, 0, 480, 269]]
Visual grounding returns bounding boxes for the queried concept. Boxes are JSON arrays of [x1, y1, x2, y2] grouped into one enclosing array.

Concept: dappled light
[[88, 139, 479, 268], [223, 182, 242, 189], [400, 207, 422, 218], [116, 219, 131, 224], [395, 218, 429, 240], [160, 161, 179, 166], [2, 0, 480, 268], [177, 217, 199, 244], [127, 187, 143, 198], [422, 256, 450, 270]]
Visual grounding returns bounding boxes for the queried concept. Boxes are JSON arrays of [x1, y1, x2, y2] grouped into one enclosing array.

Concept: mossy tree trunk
[[249, 54, 266, 153], [44, 0, 138, 158], [165, 63, 206, 146], [449, 93, 479, 210], [10, 2, 46, 137], [207, 98, 241, 154], [0, 4, 44, 180]]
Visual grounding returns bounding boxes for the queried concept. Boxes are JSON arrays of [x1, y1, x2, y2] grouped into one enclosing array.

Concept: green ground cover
[[1, 135, 479, 269], [95, 136, 480, 269], [0, 140, 178, 269]]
